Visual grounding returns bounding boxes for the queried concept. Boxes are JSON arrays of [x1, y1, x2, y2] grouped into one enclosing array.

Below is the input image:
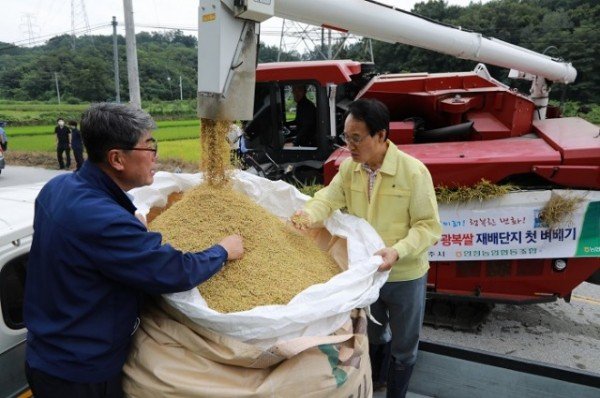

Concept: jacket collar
[[353, 140, 398, 176], [78, 160, 137, 214]]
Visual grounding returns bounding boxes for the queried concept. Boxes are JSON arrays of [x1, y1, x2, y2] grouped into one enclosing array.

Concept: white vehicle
[[0, 183, 43, 397]]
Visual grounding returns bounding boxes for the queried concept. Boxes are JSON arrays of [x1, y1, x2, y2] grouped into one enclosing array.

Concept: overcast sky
[[1, 0, 486, 47]]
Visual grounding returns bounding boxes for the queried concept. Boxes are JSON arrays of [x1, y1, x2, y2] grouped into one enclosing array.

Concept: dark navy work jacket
[[24, 161, 227, 383]]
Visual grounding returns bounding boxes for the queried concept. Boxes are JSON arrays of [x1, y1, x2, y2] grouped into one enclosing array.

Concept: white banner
[[430, 190, 600, 261]]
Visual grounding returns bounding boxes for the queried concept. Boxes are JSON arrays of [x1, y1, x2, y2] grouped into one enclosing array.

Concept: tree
[[0, 2, 598, 103]]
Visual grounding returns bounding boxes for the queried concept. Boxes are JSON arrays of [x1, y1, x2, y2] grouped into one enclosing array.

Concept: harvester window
[[284, 84, 316, 122], [283, 83, 318, 147]]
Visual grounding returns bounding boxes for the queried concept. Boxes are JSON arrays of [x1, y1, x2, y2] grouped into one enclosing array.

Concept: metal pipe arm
[[274, 0, 577, 84]]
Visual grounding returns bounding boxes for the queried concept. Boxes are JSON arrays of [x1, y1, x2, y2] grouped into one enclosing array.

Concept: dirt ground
[[7, 151, 200, 173]]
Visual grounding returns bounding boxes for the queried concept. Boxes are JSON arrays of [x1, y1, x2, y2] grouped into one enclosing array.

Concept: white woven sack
[[130, 170, 388, 349]]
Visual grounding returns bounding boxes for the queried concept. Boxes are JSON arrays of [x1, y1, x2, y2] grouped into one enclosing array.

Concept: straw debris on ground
[[435, 179, 517, 204], [149, 183, 341, 313], [539, 193, 585, 229]]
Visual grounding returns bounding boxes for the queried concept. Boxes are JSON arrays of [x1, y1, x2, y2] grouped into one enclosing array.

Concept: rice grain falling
[[150, 184, 341, 313], [200, 118, 232, 187]]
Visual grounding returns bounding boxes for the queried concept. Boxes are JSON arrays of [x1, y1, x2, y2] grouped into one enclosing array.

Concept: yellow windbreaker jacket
[[305, 142, 442, 282]]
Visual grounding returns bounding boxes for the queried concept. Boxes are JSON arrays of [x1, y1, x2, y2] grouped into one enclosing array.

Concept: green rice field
[[6, 119, 203, 163]]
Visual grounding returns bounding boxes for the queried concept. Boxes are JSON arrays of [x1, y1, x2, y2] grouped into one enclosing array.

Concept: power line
[[0, 23, 109, 51], [133, 24, 196, 32], [3, 16, 597, 54]]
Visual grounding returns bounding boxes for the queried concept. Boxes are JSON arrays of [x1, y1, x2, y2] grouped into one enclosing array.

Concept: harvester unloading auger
[[196, 0, 599, 330]]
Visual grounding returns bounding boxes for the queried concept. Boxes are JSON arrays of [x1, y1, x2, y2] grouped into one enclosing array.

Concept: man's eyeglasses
[[340, 132, 368, 145], [122, 139, 158, 155]]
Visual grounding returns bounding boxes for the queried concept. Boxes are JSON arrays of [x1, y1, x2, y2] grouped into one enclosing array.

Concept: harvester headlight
[[553, 259, 567, 272]]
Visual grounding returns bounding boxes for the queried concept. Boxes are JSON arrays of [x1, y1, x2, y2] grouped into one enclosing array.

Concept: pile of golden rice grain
[[149, 183, 341, 313]]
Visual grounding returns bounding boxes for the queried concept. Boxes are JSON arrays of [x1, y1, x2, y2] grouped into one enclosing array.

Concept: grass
[[7, 120, 203, 165], [155, 123, 200, 142], [158, 138, 201, 164], [6, 120, 201, 152], [0, 100, 197, 125], [8, 136, 203, 164], [553, 100, 600, 124], [0, 103, 88, 112], [6, 125, 59, 137], [8, 134, 55, 152]]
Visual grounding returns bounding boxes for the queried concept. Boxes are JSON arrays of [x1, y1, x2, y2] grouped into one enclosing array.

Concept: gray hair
[[80, 103, 156, 163]]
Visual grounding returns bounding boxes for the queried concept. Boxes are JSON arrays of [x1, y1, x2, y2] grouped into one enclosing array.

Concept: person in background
[[68, 120, 84, 171], [24, 103, 244, 398], [0, 121, 8, 151], [291, 98, 441, 398], [55, 118, 71, 169], [290, 84, 317, 147]]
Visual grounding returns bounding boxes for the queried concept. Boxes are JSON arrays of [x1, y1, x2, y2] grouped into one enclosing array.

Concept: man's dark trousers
[[25, 362, 123, 398], [57, 145, 71, 169]]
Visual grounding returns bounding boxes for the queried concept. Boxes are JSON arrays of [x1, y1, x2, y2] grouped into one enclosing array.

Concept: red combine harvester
[[240, 61, 599, 327], [196, 0, 599, 327]]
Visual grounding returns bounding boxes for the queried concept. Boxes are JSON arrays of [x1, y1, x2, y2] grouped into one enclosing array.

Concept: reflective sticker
[[202, 13, 216, 22]]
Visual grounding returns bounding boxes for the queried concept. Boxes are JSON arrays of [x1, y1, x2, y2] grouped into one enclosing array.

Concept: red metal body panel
[[256, 60, 362, 85], [324, 138, 561, 187], [533, 165, 600, 189], [357, 72, 498, 95], [429, 257, 599, 303], [533, 117, 600, 165], [357, 73, 535, 139], [388, 121, 415, 144]]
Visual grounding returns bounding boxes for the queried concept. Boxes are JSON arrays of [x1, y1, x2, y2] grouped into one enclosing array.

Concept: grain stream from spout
[[149, 183, 341, 313], [200, 118, 232, 187]]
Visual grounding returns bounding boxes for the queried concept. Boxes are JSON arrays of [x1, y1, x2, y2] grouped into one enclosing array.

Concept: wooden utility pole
[[112, 16, 121, 103], [123, 0, 141, 108]]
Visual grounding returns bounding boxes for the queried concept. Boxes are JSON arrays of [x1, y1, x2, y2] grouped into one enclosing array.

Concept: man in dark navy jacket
[[23, 103, 244, 398]]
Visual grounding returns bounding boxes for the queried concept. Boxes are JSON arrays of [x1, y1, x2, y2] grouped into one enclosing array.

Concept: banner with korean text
[[429, 190, 600, 261]]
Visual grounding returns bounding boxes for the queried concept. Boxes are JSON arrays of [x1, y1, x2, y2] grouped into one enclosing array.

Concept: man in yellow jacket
[[292, 98, 441, 398]]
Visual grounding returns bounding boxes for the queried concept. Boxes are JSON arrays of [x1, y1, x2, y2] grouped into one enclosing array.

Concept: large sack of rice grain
[[124, 299, 372, 397], [124, 171, 387, 397]]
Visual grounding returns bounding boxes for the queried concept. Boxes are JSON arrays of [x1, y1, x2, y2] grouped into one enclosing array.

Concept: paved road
[[0, 165, 67, 187], [375, 282, 600, 398], [421, 282, 600, 373]]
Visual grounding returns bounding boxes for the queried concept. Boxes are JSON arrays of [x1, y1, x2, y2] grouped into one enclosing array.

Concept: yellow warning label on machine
[[202, 13, 216, 22]]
